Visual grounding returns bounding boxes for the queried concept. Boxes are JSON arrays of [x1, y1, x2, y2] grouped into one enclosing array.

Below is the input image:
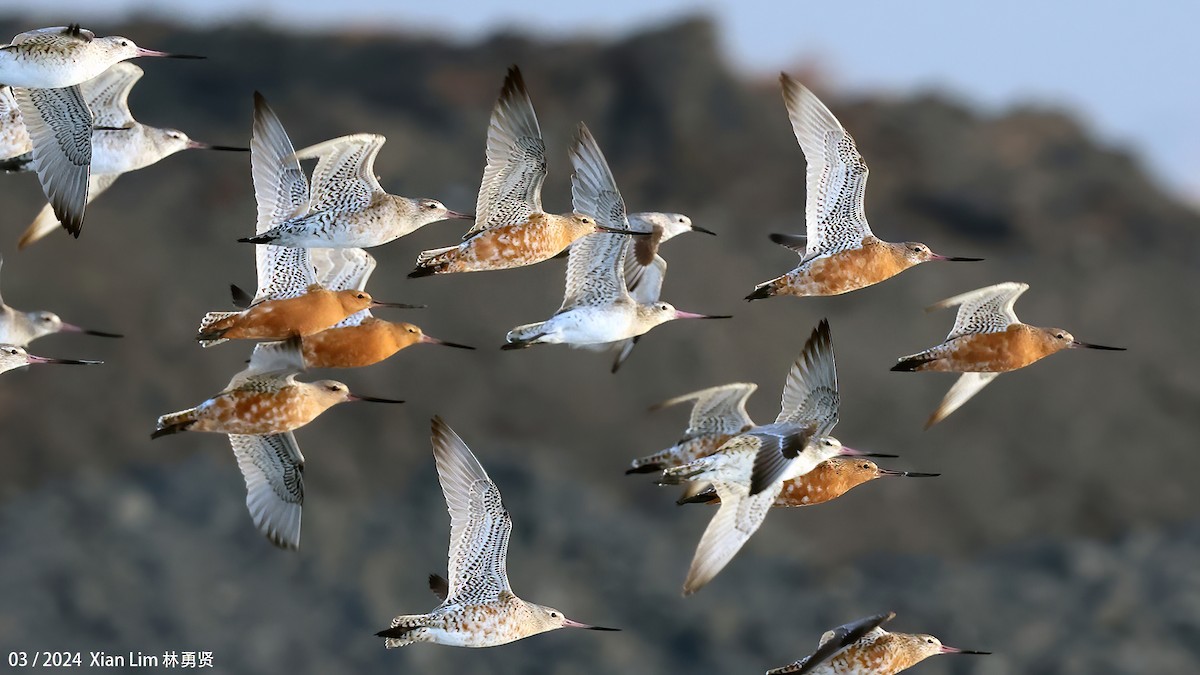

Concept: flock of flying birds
[[0, 24, 1127, 674]]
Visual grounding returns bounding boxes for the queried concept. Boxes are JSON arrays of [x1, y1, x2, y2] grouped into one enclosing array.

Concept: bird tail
[[17, 203, 61, 249], [0, 152, 32, 174], [745, 278, 782, 301], [501, 322, 549, 350], [891, 351, 938, 372], [152, 409, 198, 439], [660, 455, 716, 485], [196, 311, 239, 347], [409, 245, 459, 277], [375, 614, 432, 648], [626, 445, 679, 475]]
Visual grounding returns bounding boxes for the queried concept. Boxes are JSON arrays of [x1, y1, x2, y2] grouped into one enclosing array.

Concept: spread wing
[[561, 232, 628, 311], [651, 383, 758, 438], [780, 74, 872, 257], [776, 319, 839, 431], [682, 477, 779, 595], [80, 62, 141, 129], [290, 133, 385, 213], [925, 372, 999, 429], [767, 613, 894, 675], [310, 247, 376, 327], [929, 282, 1029, 340], [560, 123, 630, 310], [228, 432, 305, 550], [250, 92, 314, 302], [466, 66, 545, 236], [431, 417, 512, 605], [12, 86, 92, 237]]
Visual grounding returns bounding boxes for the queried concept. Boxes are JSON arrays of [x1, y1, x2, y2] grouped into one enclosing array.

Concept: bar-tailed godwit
[[503, 124, 728, 351], [237, 132, 469, 248], [409, 66, 638, 278], [627, 382, 757, 475], [377, 417, 618, 647], [746, 74, 980, 301], [0, 343, 101, 375], [0, 255, 122, 346], [0, 25, 202, 235], [662, 320, 891, 594], [766, 611, 989, 674], [16, 62, 246, 247], [892, 282, 1125, 428], [196, 93, 417, 347], [678, 456, 939, 507], [152, 340, 402, 549]]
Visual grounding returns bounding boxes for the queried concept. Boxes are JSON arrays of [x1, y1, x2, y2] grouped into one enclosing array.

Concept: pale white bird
[[238, 132, 470, 248], [502, 124, 727, 351], [0, 24, 202, 236], [0, 343, 101, 375], [17, 62, 247, 248], [376, 417, 618, 647]]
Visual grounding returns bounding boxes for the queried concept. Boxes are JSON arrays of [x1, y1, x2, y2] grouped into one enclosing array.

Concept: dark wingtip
[[625, 464, 662, 475], [890, 357, 931, 372], [745, 286, 772, 302], [238, 236, 268, 244], [150, 426, 179, 440], [408, 266, 437, 279]]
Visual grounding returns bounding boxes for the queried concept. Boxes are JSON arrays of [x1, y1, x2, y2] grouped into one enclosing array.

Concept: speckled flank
[[765, 237, 912, 297], [418, 213, 594, 274], [164, 384, 343, 436], [774, 457, 880, 507]]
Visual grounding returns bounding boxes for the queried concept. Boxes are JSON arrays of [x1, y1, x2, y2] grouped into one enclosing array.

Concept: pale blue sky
[[9, 0, 1199, 202]]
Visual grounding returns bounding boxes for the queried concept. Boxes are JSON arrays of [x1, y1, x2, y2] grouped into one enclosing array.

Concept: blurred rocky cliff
[[0, 16, 1195, 674]]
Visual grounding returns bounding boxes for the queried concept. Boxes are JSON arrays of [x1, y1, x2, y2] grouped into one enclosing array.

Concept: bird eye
[[1056, 333, 1065, 339], [927, 638, 935, 644], [357, 293, 366, 299], [862, 463, 870, 469], [119, 40, 128, 47], [581, 217, 591, 223], [550, 612, 558, 618]]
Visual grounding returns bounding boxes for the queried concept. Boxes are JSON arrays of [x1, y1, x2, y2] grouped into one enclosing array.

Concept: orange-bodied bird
[[747, 74, 979, 301], [152, 339, 402, 550], [678, 457, 938, 507], [893, 282, 1124, 428], [410, 66, 639, 278], [766, 612, 989, 674]]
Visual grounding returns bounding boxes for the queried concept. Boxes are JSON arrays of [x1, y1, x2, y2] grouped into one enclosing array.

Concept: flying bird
[[747, 74, 979, 301], [766, 611, 989, 674], [0, 24, 202, 236], [15, 62, 247, 247], [377, 417, 619, 647], [502, 124, 728, 352], [893, 282, 1124, 428]]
